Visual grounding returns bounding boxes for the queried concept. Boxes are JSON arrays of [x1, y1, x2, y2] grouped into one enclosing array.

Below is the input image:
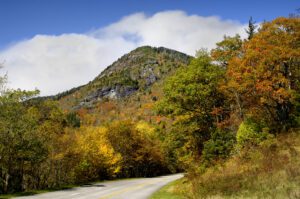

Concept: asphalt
[[16, 173, 183, 199]]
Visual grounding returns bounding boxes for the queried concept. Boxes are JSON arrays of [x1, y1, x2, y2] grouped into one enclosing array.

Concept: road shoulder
[[149, 178, 185, 199]]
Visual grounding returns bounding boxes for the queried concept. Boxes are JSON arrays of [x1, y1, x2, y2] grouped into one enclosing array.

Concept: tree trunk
[[234, 91, 244, 119], [3, 173, 9, 194]]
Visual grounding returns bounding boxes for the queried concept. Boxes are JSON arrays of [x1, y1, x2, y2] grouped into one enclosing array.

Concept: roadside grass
[[185, 131, 300, 199], [150, 179, 186, 199]]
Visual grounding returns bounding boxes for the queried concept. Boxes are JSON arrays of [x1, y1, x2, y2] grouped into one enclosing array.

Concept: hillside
[[55, 46, 191, 111], [0, 16, 299, 197]]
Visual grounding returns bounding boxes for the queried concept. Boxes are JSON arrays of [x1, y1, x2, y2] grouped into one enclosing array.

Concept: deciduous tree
[[223, 17, 300, 131]]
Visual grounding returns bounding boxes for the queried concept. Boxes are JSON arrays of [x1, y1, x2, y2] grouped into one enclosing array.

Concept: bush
[[202, 130, 235, 165], [236, 119, 270, 149], [185, 131, 300, 199], [66, 112, 81, 128]]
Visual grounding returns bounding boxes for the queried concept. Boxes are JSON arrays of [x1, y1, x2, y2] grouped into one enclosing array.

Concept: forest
[[0, 16, 299, 198]]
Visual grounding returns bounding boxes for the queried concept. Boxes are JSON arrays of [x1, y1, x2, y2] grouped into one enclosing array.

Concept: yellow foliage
[[135, 121, 155, 136], [174, 114, 193, 124], [74, 126, 122, 176]]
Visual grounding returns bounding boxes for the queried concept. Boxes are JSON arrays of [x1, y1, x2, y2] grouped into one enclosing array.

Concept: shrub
[[66, 112, 81, 128], [202, 130, 235, 165], [186, 131, 300, 199], [236, 119, 270, 149]]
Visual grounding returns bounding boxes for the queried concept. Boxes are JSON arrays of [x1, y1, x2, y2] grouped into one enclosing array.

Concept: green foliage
[[159, 124, 195, 171], [155, 17, 300, 198], [0, 65, 7, 95], [202, 130, 235, 165], [291, 86, 300, 126], [245, 17, 257, 40], [157, 52, 226, 168], [1, 17, 300, 197], [95, 69, 139, 89], [158, 52, 224, 124], [66, 112, 81, 127], [57, 46, 191, 110], [150, 179, 185, 199], [184, 132, 300, 199], [236, 119, 271, 149], [211, 34, 243, 67], [0, 86, 78, 194], [0, 89, 43, 193]]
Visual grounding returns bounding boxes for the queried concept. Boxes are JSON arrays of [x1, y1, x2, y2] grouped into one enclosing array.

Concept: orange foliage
[[221, 17, 300, 128]]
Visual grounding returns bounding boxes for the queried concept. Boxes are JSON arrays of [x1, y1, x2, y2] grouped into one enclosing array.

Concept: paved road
[[16, 174, 183, 199]]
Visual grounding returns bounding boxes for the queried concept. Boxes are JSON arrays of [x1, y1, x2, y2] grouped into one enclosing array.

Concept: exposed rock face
[[85, 85, 139, 101], [55, 46, 191, 109], [141, 67, 157, 86]]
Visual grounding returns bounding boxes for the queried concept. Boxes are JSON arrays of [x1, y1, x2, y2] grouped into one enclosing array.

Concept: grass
[[184, 130, 300, 199], [150, 179, 186, 199]]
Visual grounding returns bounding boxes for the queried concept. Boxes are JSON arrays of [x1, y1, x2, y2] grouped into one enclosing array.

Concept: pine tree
[[246, 17, 257, 40]]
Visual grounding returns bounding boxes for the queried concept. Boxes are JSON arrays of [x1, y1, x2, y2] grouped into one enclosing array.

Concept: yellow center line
[[98, 178, 169, 199]]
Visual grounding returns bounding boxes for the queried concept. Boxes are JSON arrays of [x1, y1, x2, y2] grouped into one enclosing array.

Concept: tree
[[222, 17, 300, 131], [0, 89, 40, 193], [0, 63, 7, 95], [245, 17, 257, 40], [211, 34, 243, 67], [202, 129, 235, 166], [73, 126, 121, 182], [157, 52, 226, 163], [107, 120, 167, 177], [0, 86, 74, 193]]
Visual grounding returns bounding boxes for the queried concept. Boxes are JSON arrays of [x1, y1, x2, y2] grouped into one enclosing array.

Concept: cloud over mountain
[[0, 10, 246, 95]]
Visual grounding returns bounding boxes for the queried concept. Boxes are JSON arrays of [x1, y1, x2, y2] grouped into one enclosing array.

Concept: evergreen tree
[[246, 17, 257, 40]]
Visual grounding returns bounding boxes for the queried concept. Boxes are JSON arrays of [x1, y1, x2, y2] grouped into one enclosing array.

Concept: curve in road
[[16, 173, 183, 199]]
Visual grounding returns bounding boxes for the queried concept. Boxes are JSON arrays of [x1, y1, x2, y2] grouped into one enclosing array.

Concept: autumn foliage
[[223, 17, 300, 130], [0, 16, 299, 196]]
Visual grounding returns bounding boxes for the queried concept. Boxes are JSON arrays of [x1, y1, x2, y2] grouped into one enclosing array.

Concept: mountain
[[55, 46, 192, 111]]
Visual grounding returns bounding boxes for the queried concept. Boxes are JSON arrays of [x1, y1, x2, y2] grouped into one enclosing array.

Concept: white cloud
[[0, 10, 246, 96]]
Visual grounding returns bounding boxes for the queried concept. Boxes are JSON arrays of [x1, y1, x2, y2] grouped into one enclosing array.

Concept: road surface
[[16, 173, 183, 199]]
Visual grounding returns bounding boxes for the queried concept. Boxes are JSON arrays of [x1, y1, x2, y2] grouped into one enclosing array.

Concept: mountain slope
[[56, 46, 191, 110]]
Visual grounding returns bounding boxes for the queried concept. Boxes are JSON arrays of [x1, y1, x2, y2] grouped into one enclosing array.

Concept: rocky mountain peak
[[55, 46, 192, 109]]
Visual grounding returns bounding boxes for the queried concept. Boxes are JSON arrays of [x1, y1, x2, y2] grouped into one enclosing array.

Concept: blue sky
[[0, 0, 298, 95], [0, 0, 298, 49]]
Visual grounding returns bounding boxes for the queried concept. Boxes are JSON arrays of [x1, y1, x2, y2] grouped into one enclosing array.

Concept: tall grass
[[184, 130, 300, 199]]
